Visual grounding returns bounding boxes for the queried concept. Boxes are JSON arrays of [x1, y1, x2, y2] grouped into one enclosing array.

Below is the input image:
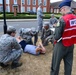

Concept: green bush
[[0, 12, 61, 19]]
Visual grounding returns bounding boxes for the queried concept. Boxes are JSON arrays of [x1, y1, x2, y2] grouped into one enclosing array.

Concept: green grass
[[0, 13, 61, 19]]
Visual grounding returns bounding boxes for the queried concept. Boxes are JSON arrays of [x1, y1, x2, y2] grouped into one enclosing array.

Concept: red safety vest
[[62, 14, 76, 47]]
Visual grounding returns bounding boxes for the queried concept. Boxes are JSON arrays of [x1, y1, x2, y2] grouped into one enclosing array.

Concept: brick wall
[[0, 0, 50, 13]]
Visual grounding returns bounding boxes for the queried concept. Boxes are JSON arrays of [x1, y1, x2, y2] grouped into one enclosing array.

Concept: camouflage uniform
[[41, 28, 53, 46], [19, 28, 38, 45], [37, 6, 44, 32], [30, 27, 38, 45], [49, 16, 58, 27], [0, 34, 23, 64]]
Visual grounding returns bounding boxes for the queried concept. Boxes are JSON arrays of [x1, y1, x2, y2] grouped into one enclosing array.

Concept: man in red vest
[[50, 0, 76, 75]]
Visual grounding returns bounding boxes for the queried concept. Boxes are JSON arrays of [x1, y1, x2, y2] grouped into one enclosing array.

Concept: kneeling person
[[0, 26, 23, 69], [41, 22, 53, 46]]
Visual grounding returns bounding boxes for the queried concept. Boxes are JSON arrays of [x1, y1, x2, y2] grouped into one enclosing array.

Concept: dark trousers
[[33, 33, 38, 45], [50, 42, 74, 75]]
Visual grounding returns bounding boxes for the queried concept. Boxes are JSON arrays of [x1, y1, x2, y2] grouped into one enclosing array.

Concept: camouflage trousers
[[41, 35, 54, 46], [2, 49, 23, 64], [37, 22, 43, 32]]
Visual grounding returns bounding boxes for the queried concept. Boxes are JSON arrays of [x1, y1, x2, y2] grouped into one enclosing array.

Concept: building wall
[[0, 0, 50, 13], [50, 7, 60, 13]]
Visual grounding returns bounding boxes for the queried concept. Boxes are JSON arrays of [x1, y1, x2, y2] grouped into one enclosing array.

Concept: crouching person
[[17, 36, 46, 55], [0, 26, 23, 69], [41, 22, 52, 46], [19, 27, 38, 45]]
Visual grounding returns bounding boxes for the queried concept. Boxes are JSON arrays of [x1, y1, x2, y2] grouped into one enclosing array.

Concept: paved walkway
[[0, 19, 49, 22]]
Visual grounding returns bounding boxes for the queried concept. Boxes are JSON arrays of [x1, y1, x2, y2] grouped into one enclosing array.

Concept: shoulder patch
[[70, 19, 76, 26]]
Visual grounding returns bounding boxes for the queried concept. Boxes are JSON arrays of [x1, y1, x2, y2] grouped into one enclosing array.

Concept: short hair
[[63, 6, 71, 11], [7, 26, 16, 35]]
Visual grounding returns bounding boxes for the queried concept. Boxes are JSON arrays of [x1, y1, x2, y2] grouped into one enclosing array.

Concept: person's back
[[0, 34, 15, 62], [37, 6, 43, 22], [0, 26, 23, 69], [37, 2, 44, 32]]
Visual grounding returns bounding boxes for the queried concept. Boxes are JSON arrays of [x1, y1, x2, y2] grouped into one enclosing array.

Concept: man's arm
[[49, 18, 53, 25], [38, 8, 44, 18], [54, 18, 65, 40], [38, 42, 46, 53], [12, 38, 22, 50]]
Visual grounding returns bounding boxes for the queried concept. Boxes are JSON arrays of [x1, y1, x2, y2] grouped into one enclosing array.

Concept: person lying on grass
[[16, 36, 46, 55]]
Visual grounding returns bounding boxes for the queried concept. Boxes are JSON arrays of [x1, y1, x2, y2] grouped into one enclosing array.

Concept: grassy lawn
[[0, 13, 61, 19], [0, 37, 76, 75]]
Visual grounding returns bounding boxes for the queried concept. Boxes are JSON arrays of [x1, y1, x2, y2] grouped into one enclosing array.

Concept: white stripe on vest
[[62, 35, 76, 40], [64, 27, 76, 31]]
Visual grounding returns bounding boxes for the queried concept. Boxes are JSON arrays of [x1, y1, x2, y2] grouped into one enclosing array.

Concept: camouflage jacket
[[0, 34, 22, 62]]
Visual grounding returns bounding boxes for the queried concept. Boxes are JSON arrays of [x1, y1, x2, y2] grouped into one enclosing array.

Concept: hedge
[[0, 13, 61, 19]]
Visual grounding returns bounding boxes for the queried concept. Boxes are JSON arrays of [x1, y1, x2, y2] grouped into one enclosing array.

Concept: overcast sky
[[50, 0, 76, 3]]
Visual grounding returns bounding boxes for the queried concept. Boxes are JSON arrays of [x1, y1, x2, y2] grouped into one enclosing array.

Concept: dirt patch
[[0, 38, 76, 75]]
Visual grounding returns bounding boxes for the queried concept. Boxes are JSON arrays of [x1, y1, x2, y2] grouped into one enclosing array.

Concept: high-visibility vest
[[62, 14, 76, 47]]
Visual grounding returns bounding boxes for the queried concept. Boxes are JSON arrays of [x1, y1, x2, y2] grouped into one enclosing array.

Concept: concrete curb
[[0, 19, 49, 22]]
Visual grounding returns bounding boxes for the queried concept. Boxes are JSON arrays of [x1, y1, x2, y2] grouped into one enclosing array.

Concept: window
[[27, 7, 30, 12], [43, 7, 46, 12], [22, 0, 25, 4], [0, 6, 3, 12], [14, 0, 17, 4], [54, 9, 57, 13], [6, 0, 10, 12], [50, 8, 53, 13], [6, 0, 9, 4], [43, 0, 46, 6], [0, 0, 2, 4], [57, 9, 59, 13], [32, 7, 36, 12], [6, 6, 8, 12], [27, 0, 30, 5], [21, 6, 25, 12], [38, 0, 42, 5], [32, 0, 36, 5]]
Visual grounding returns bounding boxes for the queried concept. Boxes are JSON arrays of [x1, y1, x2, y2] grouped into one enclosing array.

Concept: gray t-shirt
[[24, 45, 40, 55]]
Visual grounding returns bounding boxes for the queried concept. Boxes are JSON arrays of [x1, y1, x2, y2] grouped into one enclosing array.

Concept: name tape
[[70, 19, 76, 26]]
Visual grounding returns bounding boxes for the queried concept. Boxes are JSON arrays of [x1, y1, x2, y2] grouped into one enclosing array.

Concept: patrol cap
[[43, 22, 49, 26], [19, 28, 31, 35], [19, 28, 25, 35], [19, 28, 31, 38], [59, 0, 71, 8], [7, 26, 16, 32], [22, 28, 31, 39]]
